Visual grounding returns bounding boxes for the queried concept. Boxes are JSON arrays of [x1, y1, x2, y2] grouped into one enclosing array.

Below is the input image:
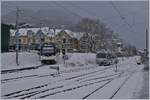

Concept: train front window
[[42, 46, 54, 54], [96, 53, 106, 58]]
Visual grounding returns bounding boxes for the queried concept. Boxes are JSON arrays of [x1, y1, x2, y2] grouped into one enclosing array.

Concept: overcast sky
[[1, 1, 149, 49]]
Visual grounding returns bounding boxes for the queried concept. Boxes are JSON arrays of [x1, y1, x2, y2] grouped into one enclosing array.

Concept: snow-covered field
[[1, 52, 146, 99], [1, 52, 41, 70]]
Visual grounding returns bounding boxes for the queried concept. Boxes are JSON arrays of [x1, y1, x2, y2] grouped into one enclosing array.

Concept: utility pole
[[144, 28, 149, 69], [15, 7, 20, 65], [146, 28, 148, 55], [39, 21, 42, 61]]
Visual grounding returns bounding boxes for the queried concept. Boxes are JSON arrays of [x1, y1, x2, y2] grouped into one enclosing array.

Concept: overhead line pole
[[146, 28, 148, 55], [15, 6, 20, 65], [39, 21, 42, 61], [144, 28, 149, 69]]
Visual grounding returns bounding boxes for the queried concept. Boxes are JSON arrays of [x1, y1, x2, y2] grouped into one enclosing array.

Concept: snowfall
[[1, 51, 148, 99]]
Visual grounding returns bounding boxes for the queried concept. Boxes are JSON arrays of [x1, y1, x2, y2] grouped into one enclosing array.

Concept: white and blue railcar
[[40, 43, 60, 64]]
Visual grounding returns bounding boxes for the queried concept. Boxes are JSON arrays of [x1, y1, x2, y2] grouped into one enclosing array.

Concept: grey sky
[[1, 1, 149, 49]]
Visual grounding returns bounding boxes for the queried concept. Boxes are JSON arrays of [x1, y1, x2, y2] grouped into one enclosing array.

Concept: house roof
[[72, 32, 85, 40], [58, 30, 85, 40], [10, 27, 85, 40], [10, 27, 57, 36]]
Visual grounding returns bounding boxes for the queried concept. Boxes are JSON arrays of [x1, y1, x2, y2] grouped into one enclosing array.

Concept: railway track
[[27, 68, 137, 99], [82, 68, 138, 99], [1, 75, 38, 83], [1, 64, 44, 74], [1, 65, 113, 84], [109, 69, 138, 99], [2, 65, 138, 99], [16, 72, 120, 99], [2, 66, 115, 99]]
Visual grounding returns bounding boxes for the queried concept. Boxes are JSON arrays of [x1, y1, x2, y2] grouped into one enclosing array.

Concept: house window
[[19, 39, 21, 44], [23, 38, 26, 43], [33, 39, 35, 43], [63, 38, 66, 43], [41, 38, 44, 42], [69, 39, 72, 42]]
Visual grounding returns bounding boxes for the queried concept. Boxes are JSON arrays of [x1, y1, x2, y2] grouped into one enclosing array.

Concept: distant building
[[10, 27, 119, 53], [9, 27, 84, 52], [55, 30, 81, 52], [79, 33, 91, 52]]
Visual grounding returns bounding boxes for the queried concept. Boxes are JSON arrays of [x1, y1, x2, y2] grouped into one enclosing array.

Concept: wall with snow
[[65, 53, 96, 67], [1, 52, 41, 70]]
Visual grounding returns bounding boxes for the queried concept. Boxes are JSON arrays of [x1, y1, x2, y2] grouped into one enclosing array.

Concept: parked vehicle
[[40, 43, 60, 64], [96, 50, 115, 66]]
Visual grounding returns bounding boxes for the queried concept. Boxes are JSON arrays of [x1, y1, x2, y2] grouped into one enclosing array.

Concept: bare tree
[[75, 18, 115, 52]]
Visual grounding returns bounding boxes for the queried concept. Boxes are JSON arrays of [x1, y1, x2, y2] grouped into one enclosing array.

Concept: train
[[96, 50, 117, 66], [39, 43, 60, 64]]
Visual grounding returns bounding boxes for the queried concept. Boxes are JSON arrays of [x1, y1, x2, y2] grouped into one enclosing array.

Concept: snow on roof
[[137, 49, 145, 53], [47, 29, 62, 37], [72, 32, 85, 40], [10, 29, 16, 36], [10, 27, 85, 40], [10, 28, 40, 36], [27, 28, 40, 34], [18, 28, 28, 36], [59, 30, 85, 40], [41, 27, 49, 34], [10, 27, 49, 36], [64, 30, 75, 38]]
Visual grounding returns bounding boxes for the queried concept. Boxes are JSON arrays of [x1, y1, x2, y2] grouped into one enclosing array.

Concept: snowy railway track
[[38, 65, 103, 78], [2, 66, 115, 99], [1, 64, 44, 74], [17, 75, 120, 99], [3, 66, 137, 99], [1, 75, 38, 83], [82, 68, 139, 99], [109, 69, 138, 99], [10, 72, 120, 99], [1, 65, 113, 84], [36, 78, 118, 99]]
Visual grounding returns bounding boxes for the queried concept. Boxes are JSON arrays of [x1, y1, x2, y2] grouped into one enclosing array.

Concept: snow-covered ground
[[1, 52, 96, 71], [1, 52, 147, 99], [1, 52, 41, 70]]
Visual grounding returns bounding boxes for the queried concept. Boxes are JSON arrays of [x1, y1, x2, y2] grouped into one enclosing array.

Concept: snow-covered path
[[1, 53, 145, 99]]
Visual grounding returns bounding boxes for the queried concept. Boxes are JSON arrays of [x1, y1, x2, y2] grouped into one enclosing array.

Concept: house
[[54, 30, 78, 52], [9, 27, 86, 52], [9, 27, 65, 51], [79, 32, 91, 52], [10, 28, 39, 51]]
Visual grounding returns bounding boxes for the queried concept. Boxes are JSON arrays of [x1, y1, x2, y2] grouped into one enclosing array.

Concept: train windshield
[[96, 53, 107, 58], [42, 46, 55, 54]]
